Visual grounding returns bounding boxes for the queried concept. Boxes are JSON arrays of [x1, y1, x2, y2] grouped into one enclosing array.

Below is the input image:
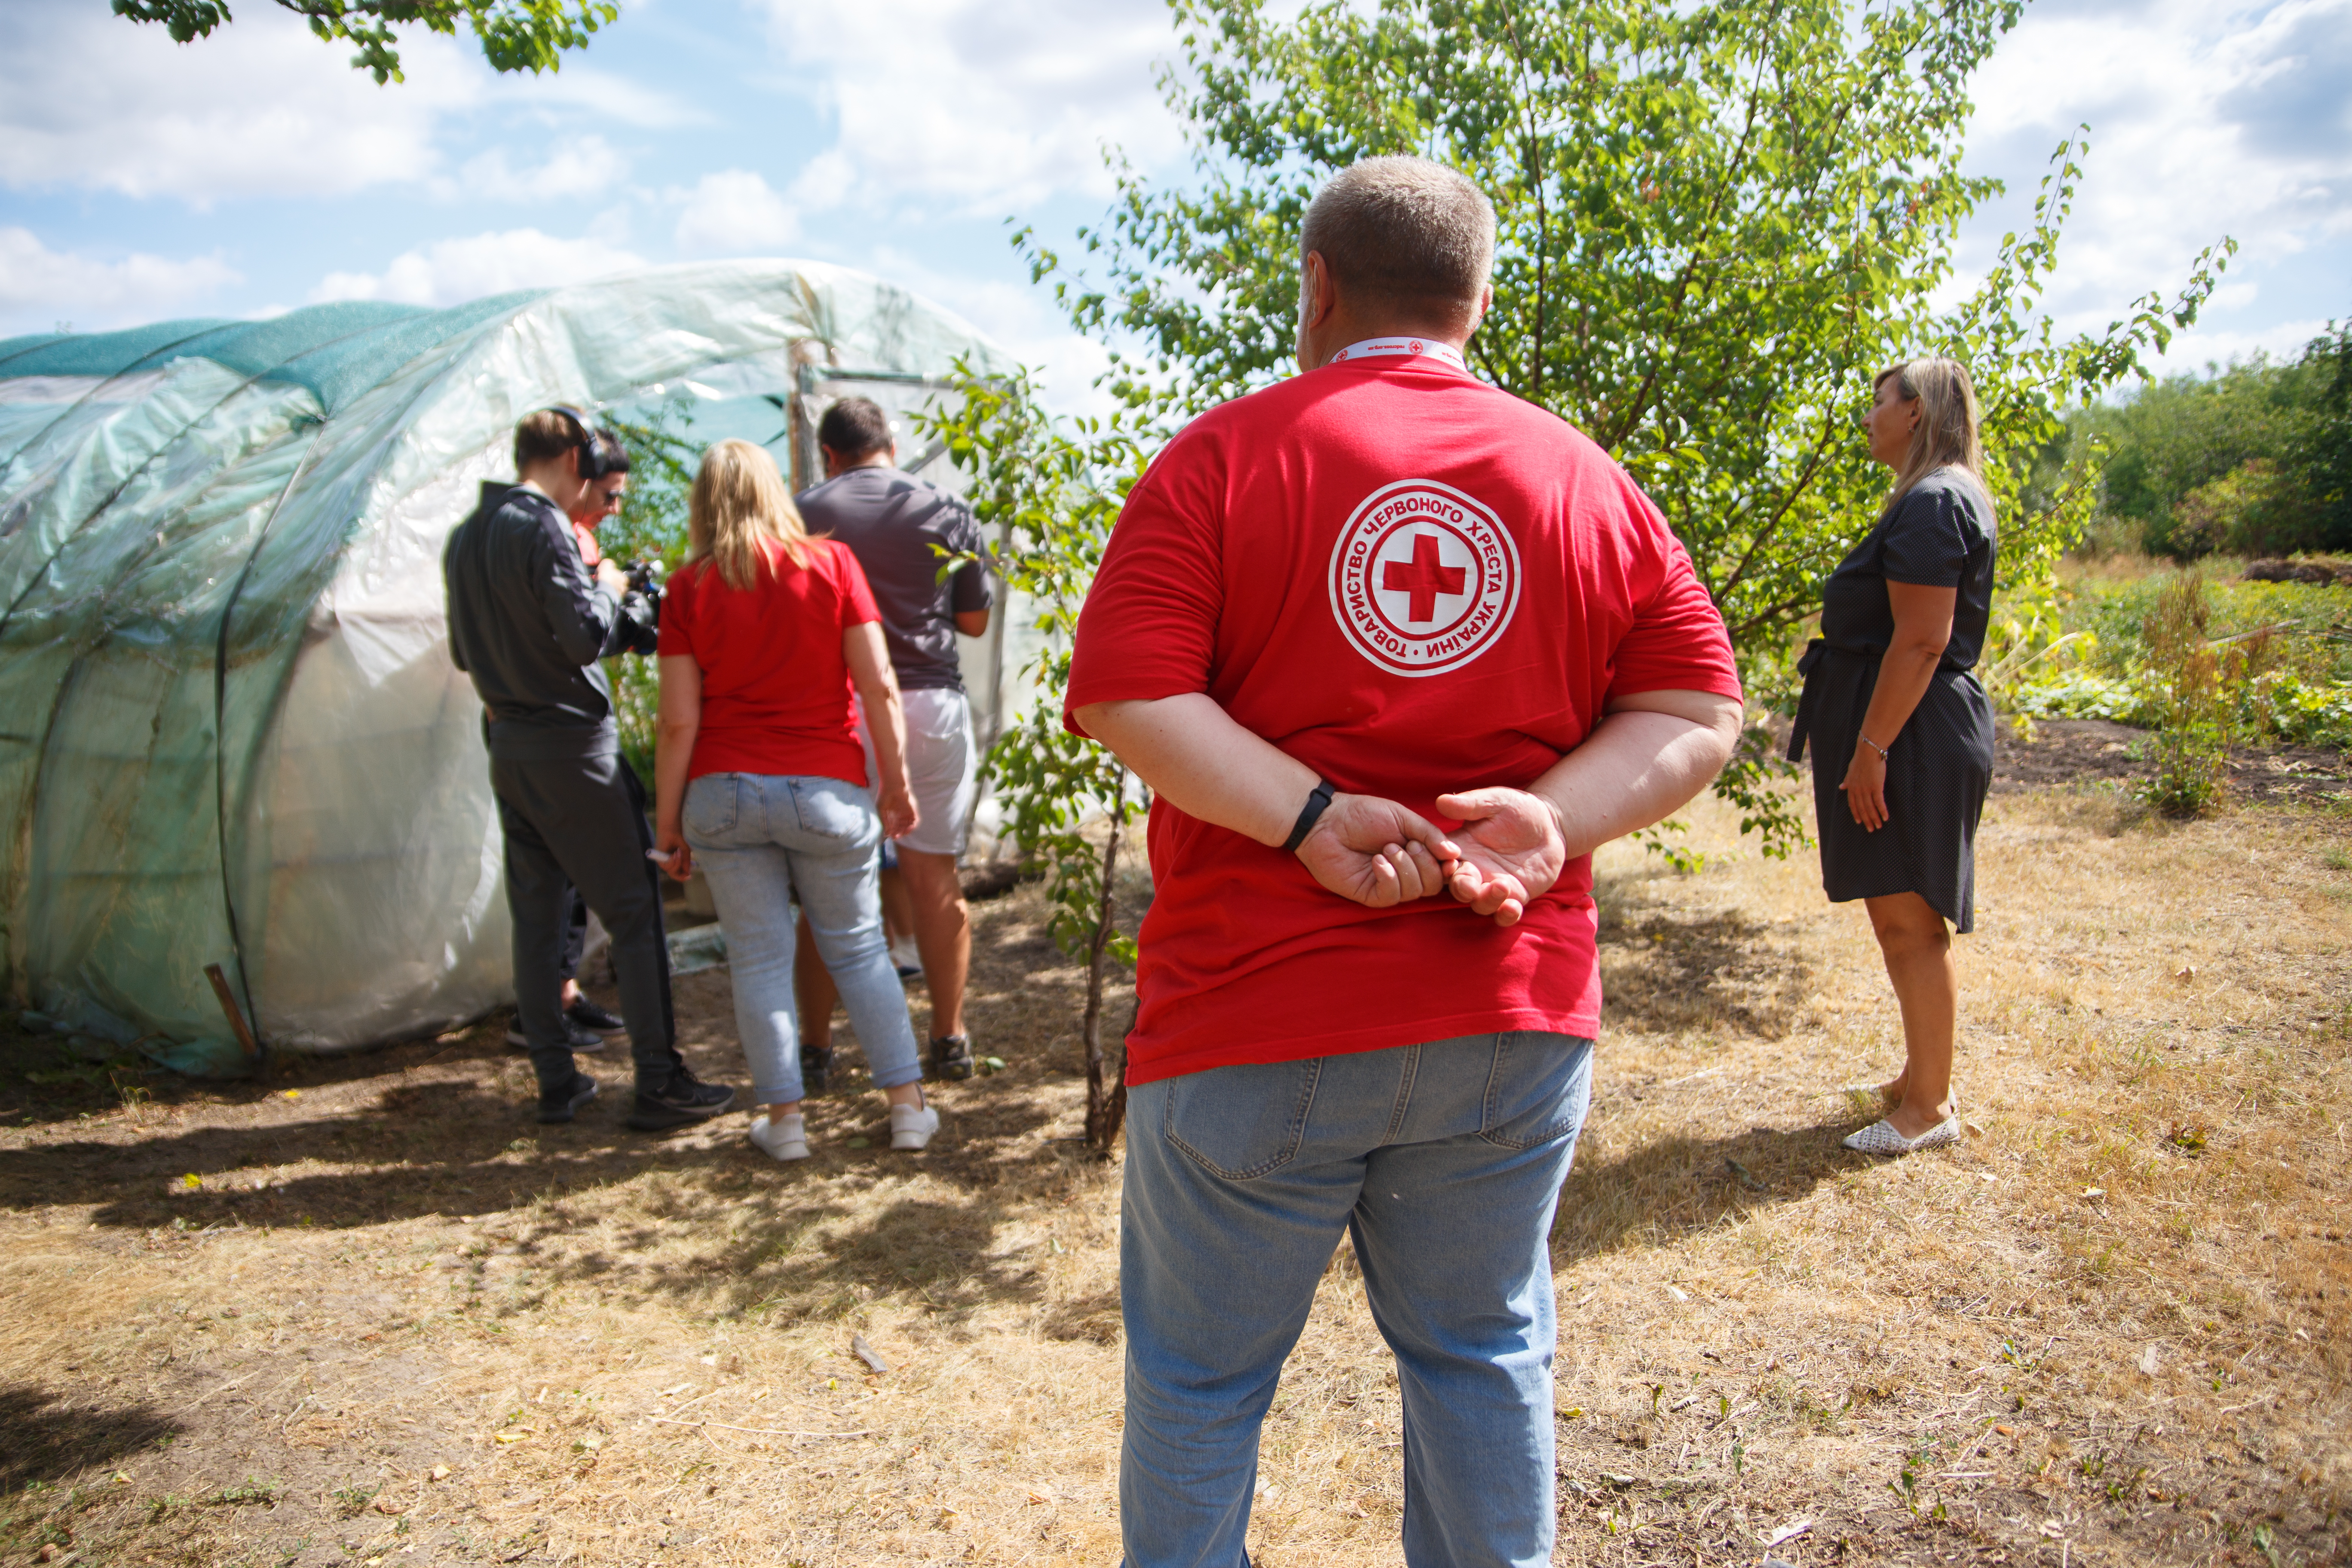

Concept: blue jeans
[[1121, 1033, 1595, 1568], [681, 772, 922, 1105]]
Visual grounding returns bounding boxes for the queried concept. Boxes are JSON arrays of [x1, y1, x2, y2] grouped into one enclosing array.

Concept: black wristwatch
[[1282, 780, 1336, 853]]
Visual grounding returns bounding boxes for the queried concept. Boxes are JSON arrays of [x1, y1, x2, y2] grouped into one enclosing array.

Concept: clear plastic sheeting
[[0, 262, 1010, 1074]]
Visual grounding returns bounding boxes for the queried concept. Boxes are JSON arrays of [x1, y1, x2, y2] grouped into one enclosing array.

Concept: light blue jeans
[[681, 772, 921, 1106], [1121, 1033, 1595, 1568]]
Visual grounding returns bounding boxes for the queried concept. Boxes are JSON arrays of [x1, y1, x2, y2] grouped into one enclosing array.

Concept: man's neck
[[1301, 314, 1470, 371]]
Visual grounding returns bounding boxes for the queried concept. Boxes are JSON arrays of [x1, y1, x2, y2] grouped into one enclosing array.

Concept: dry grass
[[1, 781, 2347, 1568]]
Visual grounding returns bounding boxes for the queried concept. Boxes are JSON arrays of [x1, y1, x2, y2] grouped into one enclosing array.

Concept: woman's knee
[[1866, 895, 1948, 956]]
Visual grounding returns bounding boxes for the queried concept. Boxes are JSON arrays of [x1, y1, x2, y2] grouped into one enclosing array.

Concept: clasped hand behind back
[[1294, 785, 1567, 929]]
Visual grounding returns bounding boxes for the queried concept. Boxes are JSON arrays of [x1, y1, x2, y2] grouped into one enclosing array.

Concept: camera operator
[[502, 430, 639, 1055], [445, 407, 735, 1129]]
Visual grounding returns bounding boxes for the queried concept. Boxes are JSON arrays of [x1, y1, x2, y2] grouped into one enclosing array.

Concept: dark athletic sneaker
[[537, 1070, 599, 1125], [507, 1018, 607, 1054], [928, 1035, 974, 1082], [564, 996, 627, 1038], [626, 1066, 737, 1132], [801, 1042, 834, 1095]]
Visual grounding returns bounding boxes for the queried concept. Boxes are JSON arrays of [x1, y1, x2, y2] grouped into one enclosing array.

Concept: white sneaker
[[888, 1102, 940, 1152], [749, 1113, 808, 1162], [1841, 1115, 1961, 1156]]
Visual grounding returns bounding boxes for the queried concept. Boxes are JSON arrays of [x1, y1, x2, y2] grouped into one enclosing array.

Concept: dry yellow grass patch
[[0, 782, 2345, 1568]]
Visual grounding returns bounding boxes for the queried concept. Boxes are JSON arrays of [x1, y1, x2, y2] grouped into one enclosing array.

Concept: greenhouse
[[0, 261, 1011, 1075]]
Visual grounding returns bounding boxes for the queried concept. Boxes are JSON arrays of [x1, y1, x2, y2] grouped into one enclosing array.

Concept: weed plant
[[2138, 575, 2232, 813]]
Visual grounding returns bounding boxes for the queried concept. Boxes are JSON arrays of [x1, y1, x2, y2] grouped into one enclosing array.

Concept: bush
[[2169, 459, 2315, 558], [2136, 574, 2230, 815]]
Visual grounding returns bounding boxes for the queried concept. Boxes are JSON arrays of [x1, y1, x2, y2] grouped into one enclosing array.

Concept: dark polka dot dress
[[1788, 470, 1997, 933]]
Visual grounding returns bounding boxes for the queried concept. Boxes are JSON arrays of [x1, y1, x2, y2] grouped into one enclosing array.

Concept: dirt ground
[[1993, 718, 2352, 808], [2, 756, 2348, 1568]]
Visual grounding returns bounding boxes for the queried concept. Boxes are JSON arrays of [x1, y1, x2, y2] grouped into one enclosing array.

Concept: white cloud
[[1961, 0, 2352, 358], [435, 135, 629, 204], [2148, 315, 2337, 374], [0, 228, 241, 334], [311, 228, 643, 307], [0, 0, 692, 207], [0, 0, 474, 203], [475, 62, 704, 130], [750, 0, 1184, 217], [673, 169, 800, 256], [856, 244, 1119, 416]]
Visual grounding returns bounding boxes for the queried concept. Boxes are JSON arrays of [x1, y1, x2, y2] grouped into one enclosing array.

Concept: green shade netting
[[0, 260, 1008, 1074]]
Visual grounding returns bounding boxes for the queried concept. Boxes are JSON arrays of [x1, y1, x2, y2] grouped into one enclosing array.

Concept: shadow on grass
[[1593, 891, 1813, 1041], [0, 1033, 1073, 1231], [1552, 1116, 1859, 1264], [0, 1382, 184, 1491]]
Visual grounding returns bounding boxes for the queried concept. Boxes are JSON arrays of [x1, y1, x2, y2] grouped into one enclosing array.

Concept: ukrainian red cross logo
[[1382, 531, 1465, 622], [1328, 479, 1522, 677]]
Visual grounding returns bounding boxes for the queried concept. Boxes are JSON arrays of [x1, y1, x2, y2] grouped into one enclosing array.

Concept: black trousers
[[558, 889, 588, 982], [490, 749, 679, 1095]]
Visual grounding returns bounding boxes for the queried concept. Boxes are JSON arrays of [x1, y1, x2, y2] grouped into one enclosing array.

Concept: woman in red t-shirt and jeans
[[651, 439, 939, 1159]]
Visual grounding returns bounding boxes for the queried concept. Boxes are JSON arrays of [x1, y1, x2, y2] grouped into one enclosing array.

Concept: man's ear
[[1465, 283, 1494, 338], [1300, 250, 1335, 330]]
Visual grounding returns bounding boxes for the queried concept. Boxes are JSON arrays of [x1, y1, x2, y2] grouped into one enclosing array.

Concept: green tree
[[914, 365, 1151, 1153], [2289, 323, 2351, 552], [2075, 350, 2328, 555], [110, 0, 616, 83], [1023, 0, 2227, 851]]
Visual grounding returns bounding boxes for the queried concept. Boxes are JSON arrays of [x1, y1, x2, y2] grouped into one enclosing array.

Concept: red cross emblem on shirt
[[1381, 530, 1467, 623]]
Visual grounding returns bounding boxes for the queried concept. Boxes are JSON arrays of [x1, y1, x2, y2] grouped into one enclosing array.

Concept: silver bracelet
[[1858, 733, 1891, 762]]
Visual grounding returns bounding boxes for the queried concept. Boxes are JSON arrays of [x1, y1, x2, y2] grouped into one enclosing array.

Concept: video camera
[[615, 558, 664, 656]]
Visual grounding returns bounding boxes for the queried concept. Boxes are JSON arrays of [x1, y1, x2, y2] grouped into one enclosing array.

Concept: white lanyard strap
[[1326, 336, 1468, 371]]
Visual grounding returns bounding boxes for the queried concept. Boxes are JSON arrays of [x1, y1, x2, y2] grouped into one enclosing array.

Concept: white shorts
[[858, 687, 977, 858]]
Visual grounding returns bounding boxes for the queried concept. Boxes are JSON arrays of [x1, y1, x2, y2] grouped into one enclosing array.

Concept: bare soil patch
[[2, 785, 2347, 1567], [1995, 717, 2352, 808]]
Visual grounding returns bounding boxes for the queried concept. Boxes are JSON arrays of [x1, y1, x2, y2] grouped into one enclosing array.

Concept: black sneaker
[[928, 1035, 974, 1081], [626, 1066, 737, 1132], [801, 1042, 834, 1095], [507, 1018, 607, 1054], [537, 1070, 599, 1124], [564, 996, 627, 1038]]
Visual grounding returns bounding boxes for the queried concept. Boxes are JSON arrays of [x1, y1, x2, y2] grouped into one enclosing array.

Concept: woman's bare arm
[[652, 653, 702, 880], [845, 622, 918, 841], [1838, 582, 1958, 832]]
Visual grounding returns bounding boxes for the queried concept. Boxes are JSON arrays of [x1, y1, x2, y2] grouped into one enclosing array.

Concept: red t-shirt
[[1064, 350, 1741, 1086], [658, 537, 880, 787]]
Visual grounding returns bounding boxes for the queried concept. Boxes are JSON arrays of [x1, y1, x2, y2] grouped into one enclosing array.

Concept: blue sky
[[1, 0, 2345, 407]]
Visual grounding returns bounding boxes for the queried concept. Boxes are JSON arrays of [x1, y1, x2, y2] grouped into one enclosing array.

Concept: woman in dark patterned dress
[[1791, 356, 1997, 1157]]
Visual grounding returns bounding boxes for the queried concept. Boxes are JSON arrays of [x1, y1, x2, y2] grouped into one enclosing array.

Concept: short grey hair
[[1300, 156, 1496, 324]]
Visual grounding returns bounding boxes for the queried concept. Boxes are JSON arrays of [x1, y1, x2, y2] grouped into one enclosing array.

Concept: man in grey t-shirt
[[793, 396, 991, 1083]]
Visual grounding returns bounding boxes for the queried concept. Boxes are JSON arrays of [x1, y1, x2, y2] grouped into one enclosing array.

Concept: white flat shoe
[[888, 1103, 940, 1152], [1842, 1115, 1961, 1156], [749, 1113, 808, 1162]]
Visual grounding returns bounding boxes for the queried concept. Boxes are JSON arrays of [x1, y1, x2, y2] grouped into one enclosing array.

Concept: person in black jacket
[[444, 407, 736, 1129]]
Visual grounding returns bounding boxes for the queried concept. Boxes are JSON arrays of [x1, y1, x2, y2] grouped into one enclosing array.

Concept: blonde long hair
[[686, 439, 810, 590], [1874, 355, 1988, 521]]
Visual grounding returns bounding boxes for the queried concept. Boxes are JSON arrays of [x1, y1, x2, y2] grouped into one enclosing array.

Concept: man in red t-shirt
[[1066, 156, 1743, 1568]]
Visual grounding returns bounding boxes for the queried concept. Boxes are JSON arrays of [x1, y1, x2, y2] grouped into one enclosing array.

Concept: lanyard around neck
[[1326, 336, 1468, 371]]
